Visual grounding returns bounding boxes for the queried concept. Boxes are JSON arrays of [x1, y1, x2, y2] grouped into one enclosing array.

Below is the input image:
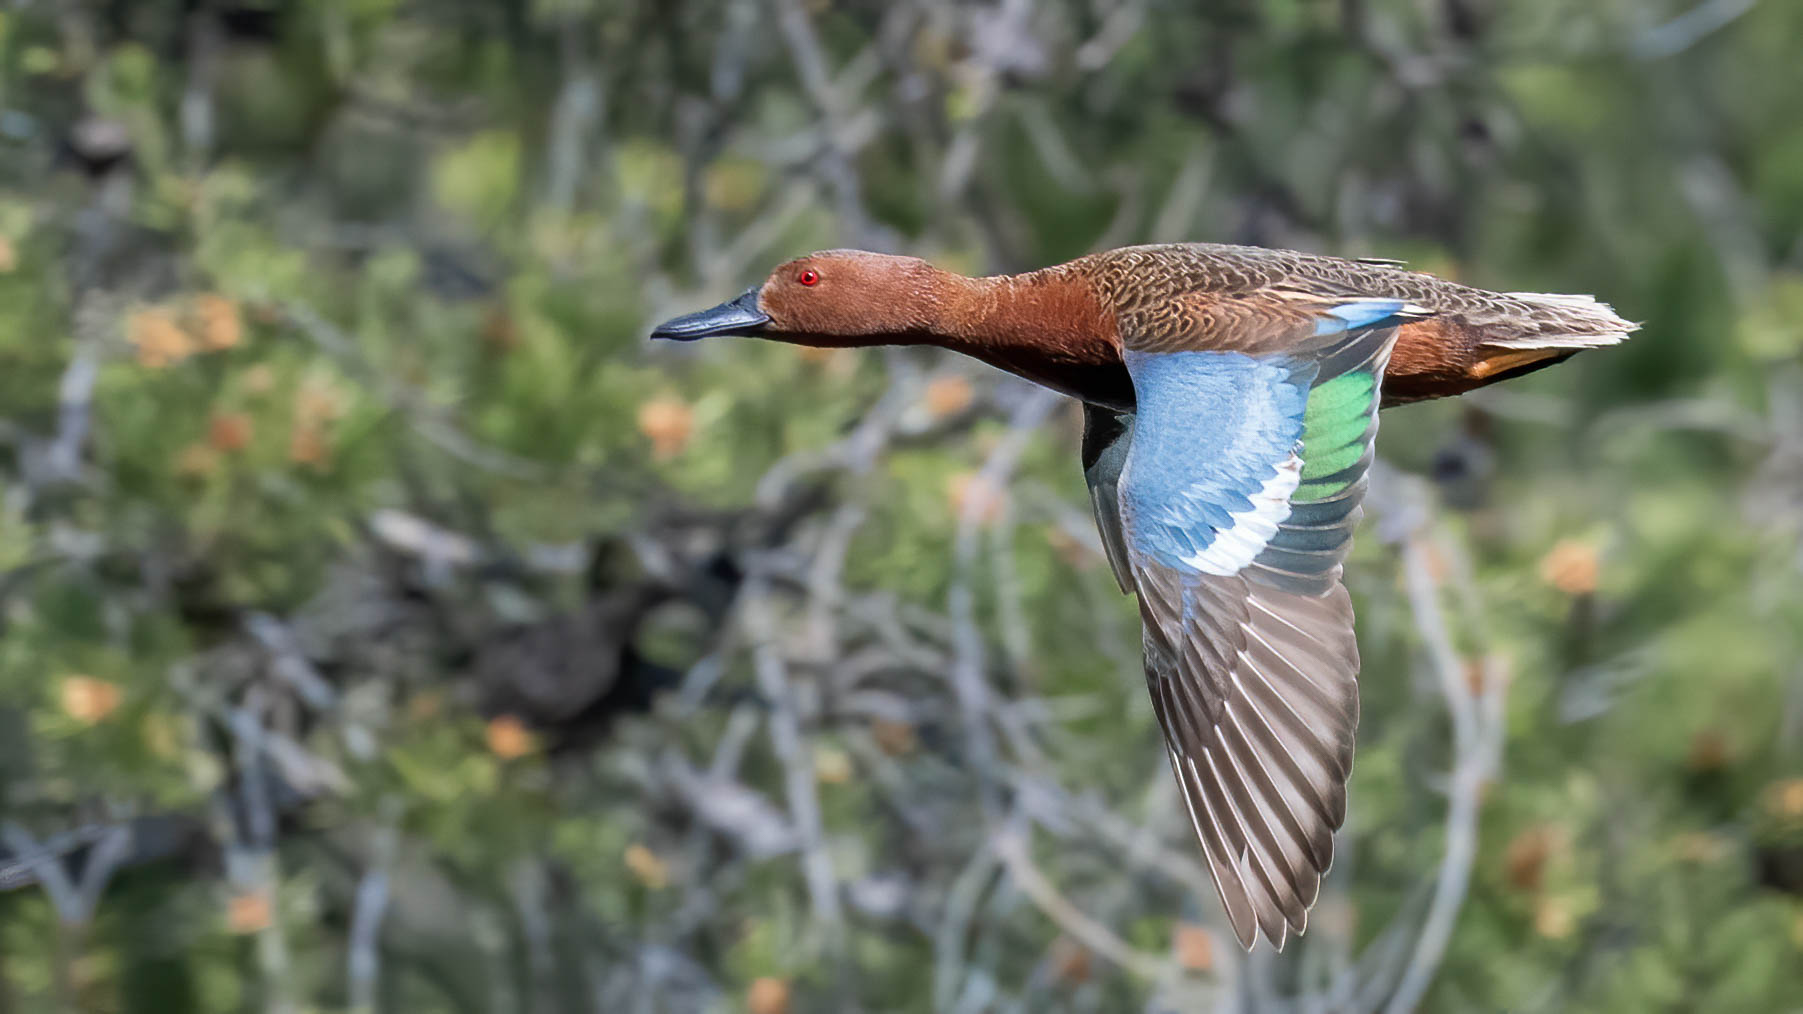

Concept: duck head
[[650, 250, 942, 347]]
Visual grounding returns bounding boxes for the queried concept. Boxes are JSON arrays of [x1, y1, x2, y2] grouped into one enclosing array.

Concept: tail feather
[[1483, 332, 1632, 350], [1484, 291, 1639, 349], [1503, 290, 1616, 307]]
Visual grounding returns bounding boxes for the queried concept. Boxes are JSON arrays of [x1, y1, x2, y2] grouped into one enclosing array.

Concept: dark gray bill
[[649, 287, 769, 341]]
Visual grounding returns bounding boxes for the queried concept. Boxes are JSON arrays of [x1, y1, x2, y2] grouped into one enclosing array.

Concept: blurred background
[[1, 1, 1801, 1011]]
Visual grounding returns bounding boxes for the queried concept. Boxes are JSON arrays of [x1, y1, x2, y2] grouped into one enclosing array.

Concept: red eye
[[798, 269, 819, 286]]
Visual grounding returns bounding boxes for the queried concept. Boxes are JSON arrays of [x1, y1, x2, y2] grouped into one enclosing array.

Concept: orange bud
[[636, 396, 695, 459], [60, 675, 122, 725], [128, 307, 194, 368], [747, 977, 790, 1014], [923, 375, 975, 418], [194, 294, 242, 350], [1173, 922, 1214, 972], [624, 843, 671, 890], [484, 714, 535, 759], [226, 889, 273, 934], [207, 412, 253, 453], [1539, 539, 1599, 596]]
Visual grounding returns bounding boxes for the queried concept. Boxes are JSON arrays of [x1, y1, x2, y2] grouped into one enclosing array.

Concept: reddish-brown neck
[[919, 267, 1132, 409]]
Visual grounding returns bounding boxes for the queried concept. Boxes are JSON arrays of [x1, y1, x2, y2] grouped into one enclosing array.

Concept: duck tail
[[1481, 291, 1640, 350], [1386, 289, 1638, 401]]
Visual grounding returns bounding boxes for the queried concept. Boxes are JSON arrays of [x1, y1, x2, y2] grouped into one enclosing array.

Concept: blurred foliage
[[0, 1, 1801, 1012]]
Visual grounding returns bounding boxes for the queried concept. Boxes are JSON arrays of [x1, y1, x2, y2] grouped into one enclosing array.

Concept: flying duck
[[651, 243, 1634, 948]]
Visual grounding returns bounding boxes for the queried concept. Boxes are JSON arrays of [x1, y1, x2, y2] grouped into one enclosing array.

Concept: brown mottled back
[[1072, 244, 1634, 379]]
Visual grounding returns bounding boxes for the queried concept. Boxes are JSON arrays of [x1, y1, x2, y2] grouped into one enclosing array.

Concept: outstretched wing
[[1111, 297, 1415, 949]]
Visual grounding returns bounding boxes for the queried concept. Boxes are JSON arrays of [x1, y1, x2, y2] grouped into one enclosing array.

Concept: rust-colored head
[[651, 250, 946, 347]]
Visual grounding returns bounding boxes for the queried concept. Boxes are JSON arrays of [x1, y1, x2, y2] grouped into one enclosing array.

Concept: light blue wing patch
[[1117, 312, 1401, 589], [1118, 351, 1309, 575], [1312, 298, 1430, 336]]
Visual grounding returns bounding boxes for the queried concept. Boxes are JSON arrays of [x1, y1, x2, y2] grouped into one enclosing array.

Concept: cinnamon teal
[[651, 243, 1634, 948]]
